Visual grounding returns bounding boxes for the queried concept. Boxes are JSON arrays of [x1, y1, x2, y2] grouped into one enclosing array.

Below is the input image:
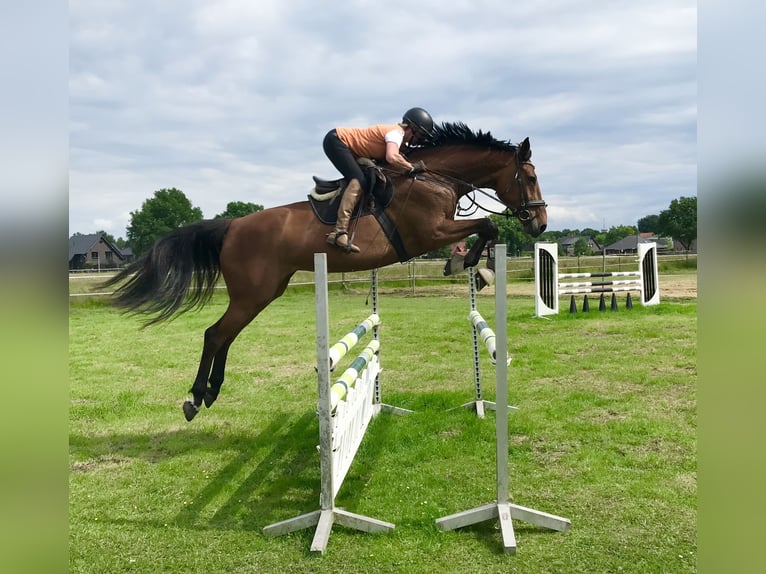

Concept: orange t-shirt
[[336, 124, 403, 160]]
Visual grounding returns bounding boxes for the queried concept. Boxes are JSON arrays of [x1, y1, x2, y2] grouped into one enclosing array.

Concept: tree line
[[84, 187, 696, 259]]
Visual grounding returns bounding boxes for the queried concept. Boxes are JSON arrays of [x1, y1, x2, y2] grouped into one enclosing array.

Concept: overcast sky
[[69, 0, 697, 237]]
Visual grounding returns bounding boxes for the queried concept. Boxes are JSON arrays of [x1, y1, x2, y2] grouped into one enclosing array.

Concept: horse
[[101, 122, 548, 421]]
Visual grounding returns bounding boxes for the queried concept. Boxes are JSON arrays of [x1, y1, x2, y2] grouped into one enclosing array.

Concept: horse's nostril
[[540, 224, 547, 233]]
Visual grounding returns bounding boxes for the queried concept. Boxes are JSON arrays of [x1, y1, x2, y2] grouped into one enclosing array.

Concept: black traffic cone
[[626, 292, 633, 309], [569, 295, 577, 313], [582, 295, 590, 312], [611, 293, 618, 311], [599, 293, 606, 311]]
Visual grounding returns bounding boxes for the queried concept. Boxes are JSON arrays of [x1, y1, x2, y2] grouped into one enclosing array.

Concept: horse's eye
[[527, 176, 537, 184]]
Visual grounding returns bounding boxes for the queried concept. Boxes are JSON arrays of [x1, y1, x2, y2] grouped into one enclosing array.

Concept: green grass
[[69, 281, 696, 573]]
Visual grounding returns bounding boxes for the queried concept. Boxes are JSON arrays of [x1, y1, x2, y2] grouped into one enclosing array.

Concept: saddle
[[309, 159, 393, 223], [308, 159, 408, 262]]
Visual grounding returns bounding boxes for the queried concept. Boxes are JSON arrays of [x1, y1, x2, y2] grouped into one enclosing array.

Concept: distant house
[[672, 239, 697, 253], [559, 236, 602, 255], [119, 246, 135, 263], [68, 233, 128, 270], [604, 235, 657, 255]]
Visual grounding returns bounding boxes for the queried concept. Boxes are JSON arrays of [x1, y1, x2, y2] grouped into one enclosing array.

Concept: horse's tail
[[100, 219, 231, 325]]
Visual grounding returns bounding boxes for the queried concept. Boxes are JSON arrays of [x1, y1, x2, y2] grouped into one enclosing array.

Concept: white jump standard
[[436, 244, 571, 554], [262, 254, 412, 554], [534, 241, 660, 317]]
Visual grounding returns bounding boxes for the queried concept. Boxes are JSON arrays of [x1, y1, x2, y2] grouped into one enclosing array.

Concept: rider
[[322, 107, 435, 253]]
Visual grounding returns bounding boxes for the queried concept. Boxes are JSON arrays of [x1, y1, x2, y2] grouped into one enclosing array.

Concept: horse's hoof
[[204, 391, 217, 408], [182, 400, 199, 421], [476, 268, 495, 291]]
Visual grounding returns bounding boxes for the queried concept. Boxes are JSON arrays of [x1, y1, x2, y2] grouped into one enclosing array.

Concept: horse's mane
[[417, 121, 518, 152]]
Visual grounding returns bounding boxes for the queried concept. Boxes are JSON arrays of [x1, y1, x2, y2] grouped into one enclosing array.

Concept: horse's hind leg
[[183, 319, 228, 421], [184, 308, 256, 421], [183, 273, 294, 421], [204, 342, 231, 408]]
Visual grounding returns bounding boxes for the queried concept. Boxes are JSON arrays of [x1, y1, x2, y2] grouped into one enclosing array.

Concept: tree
[[538, 229, 564, 245], [580, 227, 600, 239], [637, 214, 660, 233], [490, 214, 530, 256], [215, 201, 264, 219], [573, 237, 591, 256], [657, 196, 697, 251], [423, 245, 453, 259], [604, 225, 638, 247], [126, 188, 203, 256]]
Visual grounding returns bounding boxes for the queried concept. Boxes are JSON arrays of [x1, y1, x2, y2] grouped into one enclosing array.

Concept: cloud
[[69, 0, 697, 236]]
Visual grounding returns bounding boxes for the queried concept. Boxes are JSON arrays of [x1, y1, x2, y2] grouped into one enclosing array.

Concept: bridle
[[508, 154, 547, 222], [426, 150, 547, 222]]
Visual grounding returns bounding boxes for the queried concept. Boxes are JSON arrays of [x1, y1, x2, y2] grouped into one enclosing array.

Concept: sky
[[69, 0, 697, 237]]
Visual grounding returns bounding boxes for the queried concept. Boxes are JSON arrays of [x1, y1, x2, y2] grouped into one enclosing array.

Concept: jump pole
[[455, 261, 517, 418], [436, 244, 571, 554], [262, 253, 412, 554]]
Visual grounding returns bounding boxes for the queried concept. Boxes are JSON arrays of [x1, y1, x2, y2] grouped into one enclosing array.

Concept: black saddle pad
[[308, 167, 395, 225]]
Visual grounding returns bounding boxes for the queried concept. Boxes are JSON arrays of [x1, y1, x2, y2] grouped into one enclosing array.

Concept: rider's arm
[[385, 141, 414, 172]]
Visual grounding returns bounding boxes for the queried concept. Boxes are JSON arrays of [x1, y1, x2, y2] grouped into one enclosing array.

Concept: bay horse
[[101, 122, 547, 421]]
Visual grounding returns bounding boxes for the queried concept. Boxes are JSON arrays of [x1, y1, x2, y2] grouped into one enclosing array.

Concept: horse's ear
[[519, 137, 531, 161]]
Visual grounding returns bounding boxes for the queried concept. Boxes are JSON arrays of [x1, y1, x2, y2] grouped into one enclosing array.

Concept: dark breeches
[[323, 129, 369, 190]]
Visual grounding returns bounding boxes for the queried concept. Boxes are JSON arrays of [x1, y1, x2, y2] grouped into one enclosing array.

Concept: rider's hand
[[408, 160, 427, 176]]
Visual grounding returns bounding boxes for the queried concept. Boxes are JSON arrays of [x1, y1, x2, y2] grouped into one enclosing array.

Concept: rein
[[424, 151, 547, 222]]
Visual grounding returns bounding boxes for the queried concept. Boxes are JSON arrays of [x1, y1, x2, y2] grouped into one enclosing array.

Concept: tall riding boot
[[326, 179, 362, 253]]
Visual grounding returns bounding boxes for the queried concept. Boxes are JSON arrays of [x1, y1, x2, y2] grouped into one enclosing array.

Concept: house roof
[[559, 236, 601, 248], [69, 234, 100, 260], [68, 233, 126, 261], [605, 235, 655, 251]]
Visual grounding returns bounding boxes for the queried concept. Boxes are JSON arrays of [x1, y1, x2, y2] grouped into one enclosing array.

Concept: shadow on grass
[[70, 411, 327, 532], [348, 391, 571, 555], [69, 404, 411, 537], [177, 411, 321, 531], [69, 388, 552, 553], [436, 520, 571, 556]]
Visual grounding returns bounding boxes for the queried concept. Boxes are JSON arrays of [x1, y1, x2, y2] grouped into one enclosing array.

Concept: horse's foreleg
[[464, 238, 487, 269], [461, 218, 499, 269], [434, 217, 498, 275]]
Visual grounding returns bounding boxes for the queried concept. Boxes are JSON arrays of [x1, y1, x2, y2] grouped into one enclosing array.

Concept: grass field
[[69, 270, 696, 573]]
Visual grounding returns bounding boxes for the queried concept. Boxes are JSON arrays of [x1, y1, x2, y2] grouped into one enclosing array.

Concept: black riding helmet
[[402, 107, 434, 138]]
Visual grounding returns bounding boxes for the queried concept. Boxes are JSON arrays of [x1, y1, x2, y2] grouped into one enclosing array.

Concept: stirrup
[[329, 231, 360, 253]]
